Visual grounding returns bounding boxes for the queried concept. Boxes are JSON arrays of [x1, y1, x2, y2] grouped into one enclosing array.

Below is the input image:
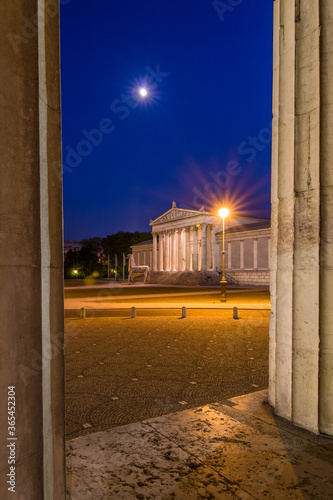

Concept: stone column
[[200, 223, 207, 272], [159, 232, 164, 271], [270, 0, 333, 436], [211, 225, 217, 271], [240, 240, 244, 269], [164, 231, 170, 271], [171, 229, 176, 271], [206, 225, 211, 269], [319, 0, 333, 436], [185, 227, 191, 271], [228, 242, 232, 270], [192, 226, 198, 271], [153, 233, 158, 271], [178, 229, 183, 271], [269, 0, 280, 409], [0, 1, 66, 498], [253, 239, 258, 269]]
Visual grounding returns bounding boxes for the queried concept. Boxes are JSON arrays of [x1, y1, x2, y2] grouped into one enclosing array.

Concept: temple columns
[[253, 238, 258, 269], [171, 229, 177, 271], [164, 231, 170, 271], [240, 240, 244, 269], [270, 0, 333, 436], [178, 229, 183, 271], [153, 233, 158, 271], [185, 227, 191, 271], [192, 227, 198, 271], [200, 223, 207, 271], [158, 232, 164, 271], [0, 1, 66, 497], [228, 242, 232, 270], [319, 0, 333, 436], [153, 223, 213, 275]]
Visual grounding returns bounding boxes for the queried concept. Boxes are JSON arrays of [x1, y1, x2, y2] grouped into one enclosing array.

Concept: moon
[[139, 87, 148, 97]]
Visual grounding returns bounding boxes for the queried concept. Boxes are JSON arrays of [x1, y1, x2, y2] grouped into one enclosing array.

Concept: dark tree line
[[64, 232, 152, 279], [102, 231, 152, 258]]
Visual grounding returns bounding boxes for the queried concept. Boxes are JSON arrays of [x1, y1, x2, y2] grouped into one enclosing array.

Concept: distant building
[[131, 202, 270, 286], [64, 240, 104, 260], [64, 241, 82, 255]]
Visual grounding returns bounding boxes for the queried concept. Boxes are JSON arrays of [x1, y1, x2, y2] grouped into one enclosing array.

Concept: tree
[[102, 231, 152, 257], [102, 231, 152, 276], [80, 237, 102, 253], [64, 245, 106, 279]]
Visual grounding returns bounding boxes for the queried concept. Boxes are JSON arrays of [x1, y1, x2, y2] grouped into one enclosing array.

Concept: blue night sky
[[60, 0, 273, 241]]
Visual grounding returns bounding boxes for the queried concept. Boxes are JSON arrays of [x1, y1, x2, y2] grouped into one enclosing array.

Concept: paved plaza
[[65, 310, 269, 439], [65, 287, 333, 499]]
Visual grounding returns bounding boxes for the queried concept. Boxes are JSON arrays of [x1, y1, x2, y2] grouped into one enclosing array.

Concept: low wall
[[226, 270, 269, 286]]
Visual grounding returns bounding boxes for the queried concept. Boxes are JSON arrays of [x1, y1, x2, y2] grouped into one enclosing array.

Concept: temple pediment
[[150, 207, 208, 226]]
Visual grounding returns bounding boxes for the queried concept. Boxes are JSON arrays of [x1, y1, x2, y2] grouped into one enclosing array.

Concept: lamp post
[[218, 208, 229, 302]]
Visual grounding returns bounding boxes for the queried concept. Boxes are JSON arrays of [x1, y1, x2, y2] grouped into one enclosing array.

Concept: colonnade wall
[[270, 0, 333, 436], [0, 1, 66, 496], [132, 225, 271, 285], [222, 227, 271, 285]]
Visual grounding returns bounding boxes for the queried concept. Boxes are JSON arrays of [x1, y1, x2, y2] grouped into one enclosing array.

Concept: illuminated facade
[[131, 203, 271, 285]]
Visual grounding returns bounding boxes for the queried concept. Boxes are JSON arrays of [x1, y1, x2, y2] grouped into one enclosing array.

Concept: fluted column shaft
[[178, 229, 183, 271], [185, 228, 191, 271], [270, 0, 333, 436], [153, 233, 158, 271], [201, 223, 207, 272], [192, 227, 198, 271]]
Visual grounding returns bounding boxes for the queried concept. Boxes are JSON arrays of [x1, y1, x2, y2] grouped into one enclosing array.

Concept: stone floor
[[65, 313, 269, 439], [66, 390, 333, 499]]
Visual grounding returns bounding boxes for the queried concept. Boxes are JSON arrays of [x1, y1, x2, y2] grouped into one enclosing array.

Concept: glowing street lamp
[[73, 269, 78, 279], [218, 208, 229, 302]]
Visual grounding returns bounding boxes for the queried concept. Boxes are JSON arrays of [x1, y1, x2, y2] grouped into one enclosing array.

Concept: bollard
[[81, 307, 86, 319], [131, 306, 136, 318], [182, 306, 187, 318], [233, 306, 239, 320]]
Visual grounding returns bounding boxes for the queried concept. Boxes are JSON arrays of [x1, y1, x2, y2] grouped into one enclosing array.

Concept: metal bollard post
[[81, 307, 86, 319], [131, 306, 136, 318], [182, 306, 187, 318], [233, 306, 239, 320]]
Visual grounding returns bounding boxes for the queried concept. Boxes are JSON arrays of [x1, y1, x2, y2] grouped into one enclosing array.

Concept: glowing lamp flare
[[138, 87, 148, 97], [218, 208, 229, 218]]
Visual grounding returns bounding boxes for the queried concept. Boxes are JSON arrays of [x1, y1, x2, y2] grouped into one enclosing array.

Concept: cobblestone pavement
[[65, 310, 269, 439]]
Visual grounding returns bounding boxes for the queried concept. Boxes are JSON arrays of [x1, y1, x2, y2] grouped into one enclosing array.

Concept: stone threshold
[[66, 390, 333, 499]]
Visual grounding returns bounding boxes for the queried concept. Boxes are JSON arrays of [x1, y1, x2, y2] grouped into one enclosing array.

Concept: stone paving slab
[[66, 391, 333, 499]]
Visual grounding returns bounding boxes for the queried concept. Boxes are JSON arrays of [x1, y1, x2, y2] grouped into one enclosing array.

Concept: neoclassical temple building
[[131, 202, 271, 285]]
